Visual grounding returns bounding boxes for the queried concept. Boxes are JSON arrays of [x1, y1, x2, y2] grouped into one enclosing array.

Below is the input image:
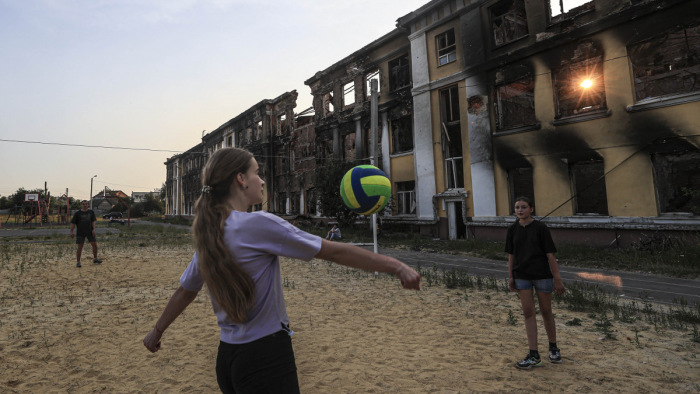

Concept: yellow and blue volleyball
[[340, 165, 391, 215]]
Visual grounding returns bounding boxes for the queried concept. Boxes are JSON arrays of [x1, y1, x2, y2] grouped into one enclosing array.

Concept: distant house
[[132, 191, 159, 203], [91, 189, 128, 213]]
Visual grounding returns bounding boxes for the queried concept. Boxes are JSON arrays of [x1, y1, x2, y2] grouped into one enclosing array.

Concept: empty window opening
[[570, 159, 609, 215], [549, 0, 593, 18], [343, 81, 356, 107], [437, 29, 457, 66], [324, 92, 335, 116], [652, 151, 700, 215], [366, 70, 380, 97], [490, 0, 528, 47], [389, 55, 411, 91], [396, 181, 416, 215], [307, 188, 317, 216], [391, 116, 414, 154], [440, 86, 464, 189], [629, 23, 700, 101], [508, 167, 534, 214], [553, 43, 606, 118], [495, 76, 536, 130]]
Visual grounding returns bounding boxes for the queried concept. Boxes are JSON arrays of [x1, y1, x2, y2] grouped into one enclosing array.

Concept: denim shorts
[[514, 278, 553, 293]]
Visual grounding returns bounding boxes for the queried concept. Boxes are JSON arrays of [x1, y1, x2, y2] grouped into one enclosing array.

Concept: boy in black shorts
[[70, 200, 102, 268]]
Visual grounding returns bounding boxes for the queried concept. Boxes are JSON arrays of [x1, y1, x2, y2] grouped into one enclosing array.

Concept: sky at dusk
[[0, 0, 429, 201]]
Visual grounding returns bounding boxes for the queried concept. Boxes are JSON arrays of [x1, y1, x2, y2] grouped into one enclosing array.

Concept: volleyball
[[340, 165, 391, 215]]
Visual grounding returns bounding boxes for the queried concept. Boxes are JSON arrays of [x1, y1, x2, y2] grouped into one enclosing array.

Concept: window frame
[[388, 54, 411, 92], [628, 23, 700, 104], [494, 75, 537, 131], [439, 85, 464, 190], [390, 116, 414, 154], [395, 181, 417, 215], [490, 0, 529, 47], [436, 29, 457, 66], [553, 54, 607, 120]]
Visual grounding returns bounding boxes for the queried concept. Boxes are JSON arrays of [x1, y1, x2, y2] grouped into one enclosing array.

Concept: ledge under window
[[552, 109, 611, 126], [494, 123, 541, 136], [626, 91, 700, 113]]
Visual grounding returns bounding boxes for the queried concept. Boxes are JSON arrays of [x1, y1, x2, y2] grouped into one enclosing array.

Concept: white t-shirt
[[180, 210, 322, 344]]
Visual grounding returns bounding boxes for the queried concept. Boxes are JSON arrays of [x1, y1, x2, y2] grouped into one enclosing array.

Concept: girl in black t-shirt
[[505, 197, 566, 370]]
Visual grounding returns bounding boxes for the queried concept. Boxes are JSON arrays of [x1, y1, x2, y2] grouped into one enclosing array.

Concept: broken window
[[652, 150, 700, 215], [553, 43, 606, 118], [254, 121, 263, 141], [366, 70, 380, 97], [343, 81, 355, 107], [277, 114, 286, 136], [396, 181, 416, 215], [389, 55, 411, 91], [570, 159, 608, 215], [507, 167, 534, 214], [629, 23, 700, 101], [495, 76, 536, 131], [290, 193, 298, 214], [278, 193, 286, 214], [440, 85, 464, 189], [490, 0, 528, 47], [391, 116, 414, 154], [323, 92, 334, 116], [306, 188, 316, 216], [436, 29, 457, 66], [549, 0, 593, 19]]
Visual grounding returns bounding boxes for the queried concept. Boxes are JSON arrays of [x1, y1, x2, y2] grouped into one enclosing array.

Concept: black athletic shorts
[[75, 233, 96, 244], [216, 330, 300, 394]]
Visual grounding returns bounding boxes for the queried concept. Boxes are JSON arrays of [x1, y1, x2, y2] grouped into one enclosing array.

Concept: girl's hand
[[396, 264, 421, 290], [508, 278, 516, 292], [143, 328, 162, 353], [554, 279, 566, 295]]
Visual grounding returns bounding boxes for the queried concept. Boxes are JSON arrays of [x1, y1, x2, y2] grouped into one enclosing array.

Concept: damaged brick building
[[165, 0, 699, 246]]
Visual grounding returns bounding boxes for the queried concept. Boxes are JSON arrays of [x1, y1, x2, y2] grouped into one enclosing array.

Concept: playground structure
[[3, 193, 71, 228]]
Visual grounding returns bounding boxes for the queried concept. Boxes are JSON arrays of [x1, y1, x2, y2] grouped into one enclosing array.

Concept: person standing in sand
[[505, 196, 565, 370], [143, 147, 420, 393], [70, 200, 102, 268]]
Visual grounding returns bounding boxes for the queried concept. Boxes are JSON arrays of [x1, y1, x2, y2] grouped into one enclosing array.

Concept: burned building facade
[[164, 91, 301, 217], [304, 28, 417, 223], [165, 0, 698, 246], [397, 0, 699, 245]]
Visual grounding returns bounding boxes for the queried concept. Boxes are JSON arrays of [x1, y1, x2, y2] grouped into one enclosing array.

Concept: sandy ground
[[0, 241, 698, 393]]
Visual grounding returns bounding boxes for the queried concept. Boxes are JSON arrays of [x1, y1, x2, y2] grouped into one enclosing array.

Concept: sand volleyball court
[[1, 240, 698, 393]]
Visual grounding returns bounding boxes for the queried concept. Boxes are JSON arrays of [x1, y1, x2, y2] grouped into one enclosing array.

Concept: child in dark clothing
[[505, 197, 566, 370]]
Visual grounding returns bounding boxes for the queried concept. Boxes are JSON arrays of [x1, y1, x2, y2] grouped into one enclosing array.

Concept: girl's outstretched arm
[[143, 286, 199, 353], [315, 239, 420, 290]]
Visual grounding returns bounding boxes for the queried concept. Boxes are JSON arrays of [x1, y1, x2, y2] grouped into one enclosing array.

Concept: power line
[[0, 138, 183, 153]]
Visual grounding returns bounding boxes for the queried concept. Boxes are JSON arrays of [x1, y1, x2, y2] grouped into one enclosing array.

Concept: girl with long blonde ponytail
[[144, 147, 421, 393]]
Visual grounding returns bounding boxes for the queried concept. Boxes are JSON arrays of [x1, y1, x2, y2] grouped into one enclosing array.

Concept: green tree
[[141, 193, 164, 215], [313, 159, 358, 227], [0, 196, 10, 209]]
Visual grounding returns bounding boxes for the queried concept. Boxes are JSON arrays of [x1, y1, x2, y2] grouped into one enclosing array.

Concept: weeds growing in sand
[[410, 263, 699, 342], [594, 312, 616, 340], [507, 309, 517, 326]]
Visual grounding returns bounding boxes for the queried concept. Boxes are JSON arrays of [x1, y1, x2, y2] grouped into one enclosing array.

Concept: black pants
[[216, 331, 300, 394]]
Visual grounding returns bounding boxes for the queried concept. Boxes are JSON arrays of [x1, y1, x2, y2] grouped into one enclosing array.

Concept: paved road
[[377, 247, 700, 307], [2, 226, 698, 306]]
